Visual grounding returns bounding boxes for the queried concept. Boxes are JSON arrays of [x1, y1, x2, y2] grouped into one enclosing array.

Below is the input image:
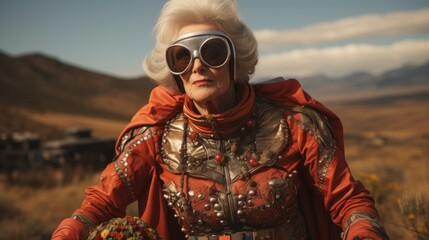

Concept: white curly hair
[[143, 0, 258, 91]]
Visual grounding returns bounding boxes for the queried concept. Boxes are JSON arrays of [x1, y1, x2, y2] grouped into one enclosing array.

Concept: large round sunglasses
[[166, 31, 233, 75]]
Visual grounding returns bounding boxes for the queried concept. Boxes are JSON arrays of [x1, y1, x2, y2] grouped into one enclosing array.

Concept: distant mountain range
[[297, 61, 429, 102], [1, 51, 428, 138]]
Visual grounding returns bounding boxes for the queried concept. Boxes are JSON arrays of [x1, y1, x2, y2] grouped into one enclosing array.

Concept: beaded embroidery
[[286, 106, 337, 190], [160, 99, 309, 237], [160, 99, 289, 184], [114, 127, 154, 200]]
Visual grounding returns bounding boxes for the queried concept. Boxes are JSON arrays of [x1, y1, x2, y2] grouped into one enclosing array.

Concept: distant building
[[0, 128, 116, 178]]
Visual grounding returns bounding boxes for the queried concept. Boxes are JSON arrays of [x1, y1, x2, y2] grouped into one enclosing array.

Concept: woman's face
[[177, 24, 235, 112]]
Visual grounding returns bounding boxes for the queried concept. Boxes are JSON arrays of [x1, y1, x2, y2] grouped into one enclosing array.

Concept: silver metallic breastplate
[[161, 99, 289, 182], [160, 99, 307, 238]]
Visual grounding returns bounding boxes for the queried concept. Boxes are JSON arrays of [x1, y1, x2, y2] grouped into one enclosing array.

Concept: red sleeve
[[291, 109, 388, 240], [51, 218, 85, 240]]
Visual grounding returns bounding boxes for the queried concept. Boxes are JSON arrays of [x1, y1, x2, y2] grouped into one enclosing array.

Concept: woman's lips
[[192, 79, 211, 85]]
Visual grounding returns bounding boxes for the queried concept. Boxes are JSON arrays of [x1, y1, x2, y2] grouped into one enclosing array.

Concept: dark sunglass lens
[[166, 46, 191, 73], [201, 38, 228, 67]]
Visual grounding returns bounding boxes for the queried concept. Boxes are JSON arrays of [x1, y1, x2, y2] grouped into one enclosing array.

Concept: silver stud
[[268, 178, 285, 188], [214, 203, 222, 211], [177, 192, 185, 198]]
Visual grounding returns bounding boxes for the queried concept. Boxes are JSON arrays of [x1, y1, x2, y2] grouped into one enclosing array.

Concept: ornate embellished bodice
[[159, 98, 308, 238]]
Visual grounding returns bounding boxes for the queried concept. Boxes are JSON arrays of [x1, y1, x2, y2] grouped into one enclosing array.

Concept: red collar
[[183, 83, 255, 137]]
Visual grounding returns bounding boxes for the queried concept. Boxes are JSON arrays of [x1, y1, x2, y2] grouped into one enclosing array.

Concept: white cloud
[[253, 39, 429, 80], [255, 8, 429, 49]]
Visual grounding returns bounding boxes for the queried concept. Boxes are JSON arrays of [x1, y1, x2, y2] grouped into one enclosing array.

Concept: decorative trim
[[341, 212, 389, 240], [71, 213, 96, 239], [161, 99, 288, 184], [118, 126, 150, 152], [287, 106, 336, 190], [114, 127, 154, 201]]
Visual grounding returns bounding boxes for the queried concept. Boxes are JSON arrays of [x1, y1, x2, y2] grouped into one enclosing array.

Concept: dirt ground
[[1, 98, 428, 239]]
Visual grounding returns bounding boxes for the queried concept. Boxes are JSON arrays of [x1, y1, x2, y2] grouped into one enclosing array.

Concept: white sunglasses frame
[[166, 30, 237, 93], [166, 31, 234, 75]]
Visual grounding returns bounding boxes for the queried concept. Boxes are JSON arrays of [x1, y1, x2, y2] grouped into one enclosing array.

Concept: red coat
[[52, 79, 387, 240]]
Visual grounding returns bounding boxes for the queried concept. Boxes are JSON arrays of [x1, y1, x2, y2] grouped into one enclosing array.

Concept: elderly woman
[[52, 0, 389, 239]]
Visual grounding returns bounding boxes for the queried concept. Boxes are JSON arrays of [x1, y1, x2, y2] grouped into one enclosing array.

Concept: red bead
[[247, 120, 255, 129], [248, 157, 259, 167], [190, 132, 198, 141], [215, 153, 224, 164]]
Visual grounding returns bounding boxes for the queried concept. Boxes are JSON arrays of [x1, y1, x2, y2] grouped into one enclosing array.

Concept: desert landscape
[[1, 52, 428, 239]]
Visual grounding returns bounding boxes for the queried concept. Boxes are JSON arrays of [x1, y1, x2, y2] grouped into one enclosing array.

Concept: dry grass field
[[1, 93, 428, 240], [330, 96, 429, 239]]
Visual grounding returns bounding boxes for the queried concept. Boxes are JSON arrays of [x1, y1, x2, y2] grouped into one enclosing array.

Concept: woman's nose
[[191, 58, 206, 73]]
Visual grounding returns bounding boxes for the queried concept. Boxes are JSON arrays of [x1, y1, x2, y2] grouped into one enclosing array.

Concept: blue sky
[[1, 0, 429, 81]]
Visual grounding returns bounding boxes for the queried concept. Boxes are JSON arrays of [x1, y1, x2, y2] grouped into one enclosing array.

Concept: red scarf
[[183, 83, 254, 136]]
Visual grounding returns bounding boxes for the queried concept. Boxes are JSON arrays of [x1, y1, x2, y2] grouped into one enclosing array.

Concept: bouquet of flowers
[[87, 216, 161, 240]]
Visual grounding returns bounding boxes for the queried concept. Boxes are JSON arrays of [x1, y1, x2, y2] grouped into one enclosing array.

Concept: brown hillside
[[0, 52, 157, 139]]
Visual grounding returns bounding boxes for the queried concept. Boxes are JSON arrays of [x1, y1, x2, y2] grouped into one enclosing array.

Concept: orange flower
[[100, 229, 110, 239]]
